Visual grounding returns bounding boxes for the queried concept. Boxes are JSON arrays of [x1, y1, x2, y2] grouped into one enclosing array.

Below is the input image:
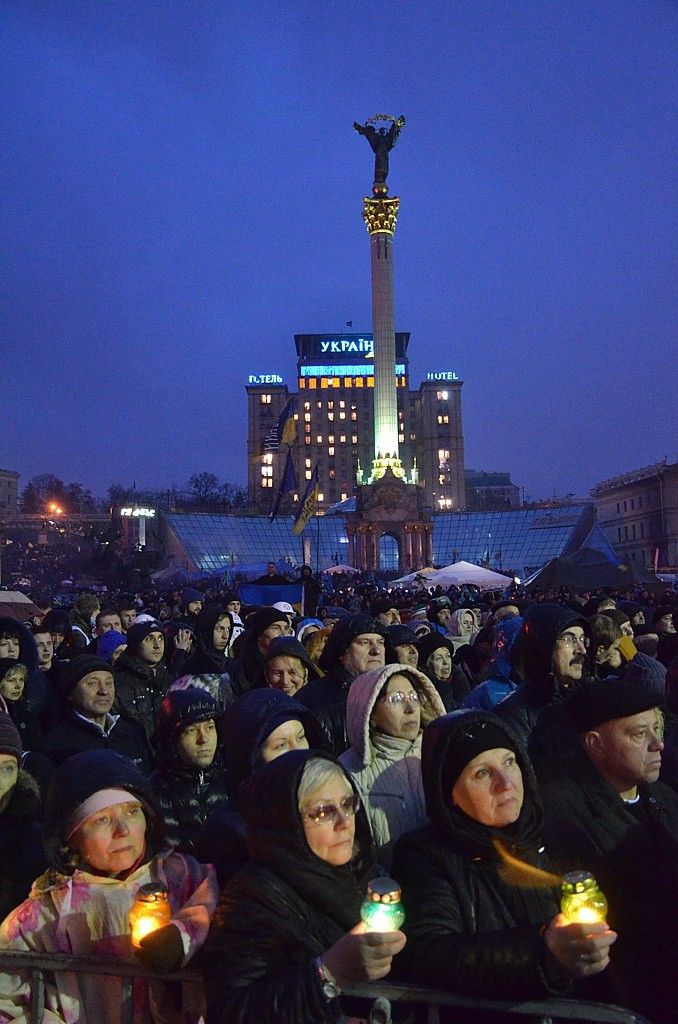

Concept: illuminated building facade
[[246, 337, 465, 515]]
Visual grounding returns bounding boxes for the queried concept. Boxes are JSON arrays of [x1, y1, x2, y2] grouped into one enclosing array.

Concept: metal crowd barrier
[[0, 950, 651, 1024]]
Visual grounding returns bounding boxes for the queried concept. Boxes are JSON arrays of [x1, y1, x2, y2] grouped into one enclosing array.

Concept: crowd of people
[[0, 568, 676, 1024]]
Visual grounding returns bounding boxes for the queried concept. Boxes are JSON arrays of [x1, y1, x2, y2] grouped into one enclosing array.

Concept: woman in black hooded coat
[[199, 687, 327, 883], [392, 709, 616, 1019], [201, 749, 406, 1024]]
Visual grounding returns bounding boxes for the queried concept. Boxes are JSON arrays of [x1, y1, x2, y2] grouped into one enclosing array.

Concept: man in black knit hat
[[542, 667, 678, 1024], [297, 613, 386, 756]]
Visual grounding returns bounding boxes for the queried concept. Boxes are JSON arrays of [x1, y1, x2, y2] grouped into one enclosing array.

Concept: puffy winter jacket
[[113, 650, 170, 742], [339, 663, 445, 867], [392, 709, 570, 1014]]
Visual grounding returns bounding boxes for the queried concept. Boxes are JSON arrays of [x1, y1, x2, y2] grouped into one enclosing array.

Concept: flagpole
[[316, 500, 320, 574]]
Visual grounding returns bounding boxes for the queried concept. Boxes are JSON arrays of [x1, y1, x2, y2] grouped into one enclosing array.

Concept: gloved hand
[[136, 923, 185, 974]]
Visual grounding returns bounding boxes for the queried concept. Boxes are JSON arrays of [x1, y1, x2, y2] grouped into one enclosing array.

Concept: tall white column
[[362, 196, 405, 482]]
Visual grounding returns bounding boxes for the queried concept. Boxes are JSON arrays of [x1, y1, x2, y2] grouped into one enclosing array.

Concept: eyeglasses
[[379, 691, 420, 706], [304, 793, 360, 827], [558, 632, 590, 650]]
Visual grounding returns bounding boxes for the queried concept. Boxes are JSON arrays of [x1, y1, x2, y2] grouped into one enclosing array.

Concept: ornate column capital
[[362, 196, 400, 235]]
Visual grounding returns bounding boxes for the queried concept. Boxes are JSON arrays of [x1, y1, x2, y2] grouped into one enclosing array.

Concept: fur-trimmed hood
[[344, 663, 446, 770]]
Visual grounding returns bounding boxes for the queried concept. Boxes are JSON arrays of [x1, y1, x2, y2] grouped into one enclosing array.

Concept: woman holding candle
[[0, 749, 219, 1024], [201, 749, 406, 1024], [392, 709, 616, 1014]]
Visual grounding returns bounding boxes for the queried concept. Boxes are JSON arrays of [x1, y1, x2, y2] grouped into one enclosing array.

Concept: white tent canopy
[[390, 568, 436, 587], [425, 561, 513, 591], [322, 564, 359, 575]]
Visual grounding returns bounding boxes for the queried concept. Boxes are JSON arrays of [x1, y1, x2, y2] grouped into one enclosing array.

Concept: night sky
[[2, 1, 676, 502]]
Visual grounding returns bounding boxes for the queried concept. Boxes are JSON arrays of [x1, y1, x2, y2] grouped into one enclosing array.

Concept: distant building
[[465, 469, 521, 511], [246, 333, 465, 515], [155, 501, 597, 578], [591, 460, 678, 570], [0, 470, 19, 515]]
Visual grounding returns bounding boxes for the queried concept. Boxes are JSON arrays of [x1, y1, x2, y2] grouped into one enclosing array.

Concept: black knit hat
[[568, 675, 661, 733], [442, 718, 516, 793], [125, 620, 163, 654], [0, 711, 21, 762], [60, 654, 113, 696], [416, 631, 455, 665], [318, 614, 386, 672], [42, 609, 71, 634], [43, 750, 165, 873], [250, 607, 289, 640], [371, 595, 398, 617], [153, 688, 222, 752]]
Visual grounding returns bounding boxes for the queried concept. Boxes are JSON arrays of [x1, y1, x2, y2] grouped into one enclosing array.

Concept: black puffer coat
[[0, 769, 47, 920], [392, 710, 568, 1013], [495, 604, 592, 783], [113, 650, 170, 743], [150, 688, 230, 859], [201, 749, 377, 1024]]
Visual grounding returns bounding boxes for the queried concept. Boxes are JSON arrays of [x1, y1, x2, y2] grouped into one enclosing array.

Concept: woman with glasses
[[392, 709, 616, 1017], [201, 749, 406, 1024], [340, 663, 446, 868]]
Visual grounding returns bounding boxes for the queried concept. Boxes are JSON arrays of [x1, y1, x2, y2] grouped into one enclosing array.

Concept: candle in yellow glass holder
[[129, 883, 171, 948], [560, 871, 608, 924]]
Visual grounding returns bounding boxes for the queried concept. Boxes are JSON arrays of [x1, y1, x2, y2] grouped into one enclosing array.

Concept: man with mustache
[[496, 605, 592, 783], [542, 665, 678, 1024]]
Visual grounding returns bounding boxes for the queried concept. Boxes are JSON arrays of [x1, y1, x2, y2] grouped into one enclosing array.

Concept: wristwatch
[[313, 956, 341, 1000]]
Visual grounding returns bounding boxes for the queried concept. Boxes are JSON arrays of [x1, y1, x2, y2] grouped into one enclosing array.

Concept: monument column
[[363, 197, 403, 479]]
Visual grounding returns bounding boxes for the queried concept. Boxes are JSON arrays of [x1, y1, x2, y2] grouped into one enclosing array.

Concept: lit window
[[367, 377, 374, 388], [304, 412, 311, 422], [328, 435, 335, 443], [305, 423, 311, 434], [355, 378, 363, 388], [305, 458, 311, 468], [305, 470, 312, 480], [332, 377, 340, 387], [318, 493, 324, 502], [321, 378, 329, 389], [328, 402, 334, 410], [399, 434, 404, 442], [344, 378, 352, 387], [261, 465, 272, 478], [305, 436, 311, 445], [341, 492, 348, 500], [339, 411, 346, 419], [351, 412, 357, 421], [328, 446, 335, 456], [262, 453, 273, 465], [293, 493, 298, 502], [309, 379, 316, 389], [304, 401, 310, 411], [328, 412, 334, 421], [339, 434, 346, 443], [439, 474, 446, 485], [261, 478, 273, 488], [339, 401, 345, 408], [260, 394, 272, 404], [299, 379, 305, 389], [317, 435, 323, 443], [352, 434, 358, 443]]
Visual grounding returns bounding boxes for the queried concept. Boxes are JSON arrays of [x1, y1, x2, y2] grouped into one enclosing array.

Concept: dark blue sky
[[2, 1, 676, 501]]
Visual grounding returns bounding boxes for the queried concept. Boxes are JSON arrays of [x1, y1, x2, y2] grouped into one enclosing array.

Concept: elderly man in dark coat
[[542, 662, 678, 1024]]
